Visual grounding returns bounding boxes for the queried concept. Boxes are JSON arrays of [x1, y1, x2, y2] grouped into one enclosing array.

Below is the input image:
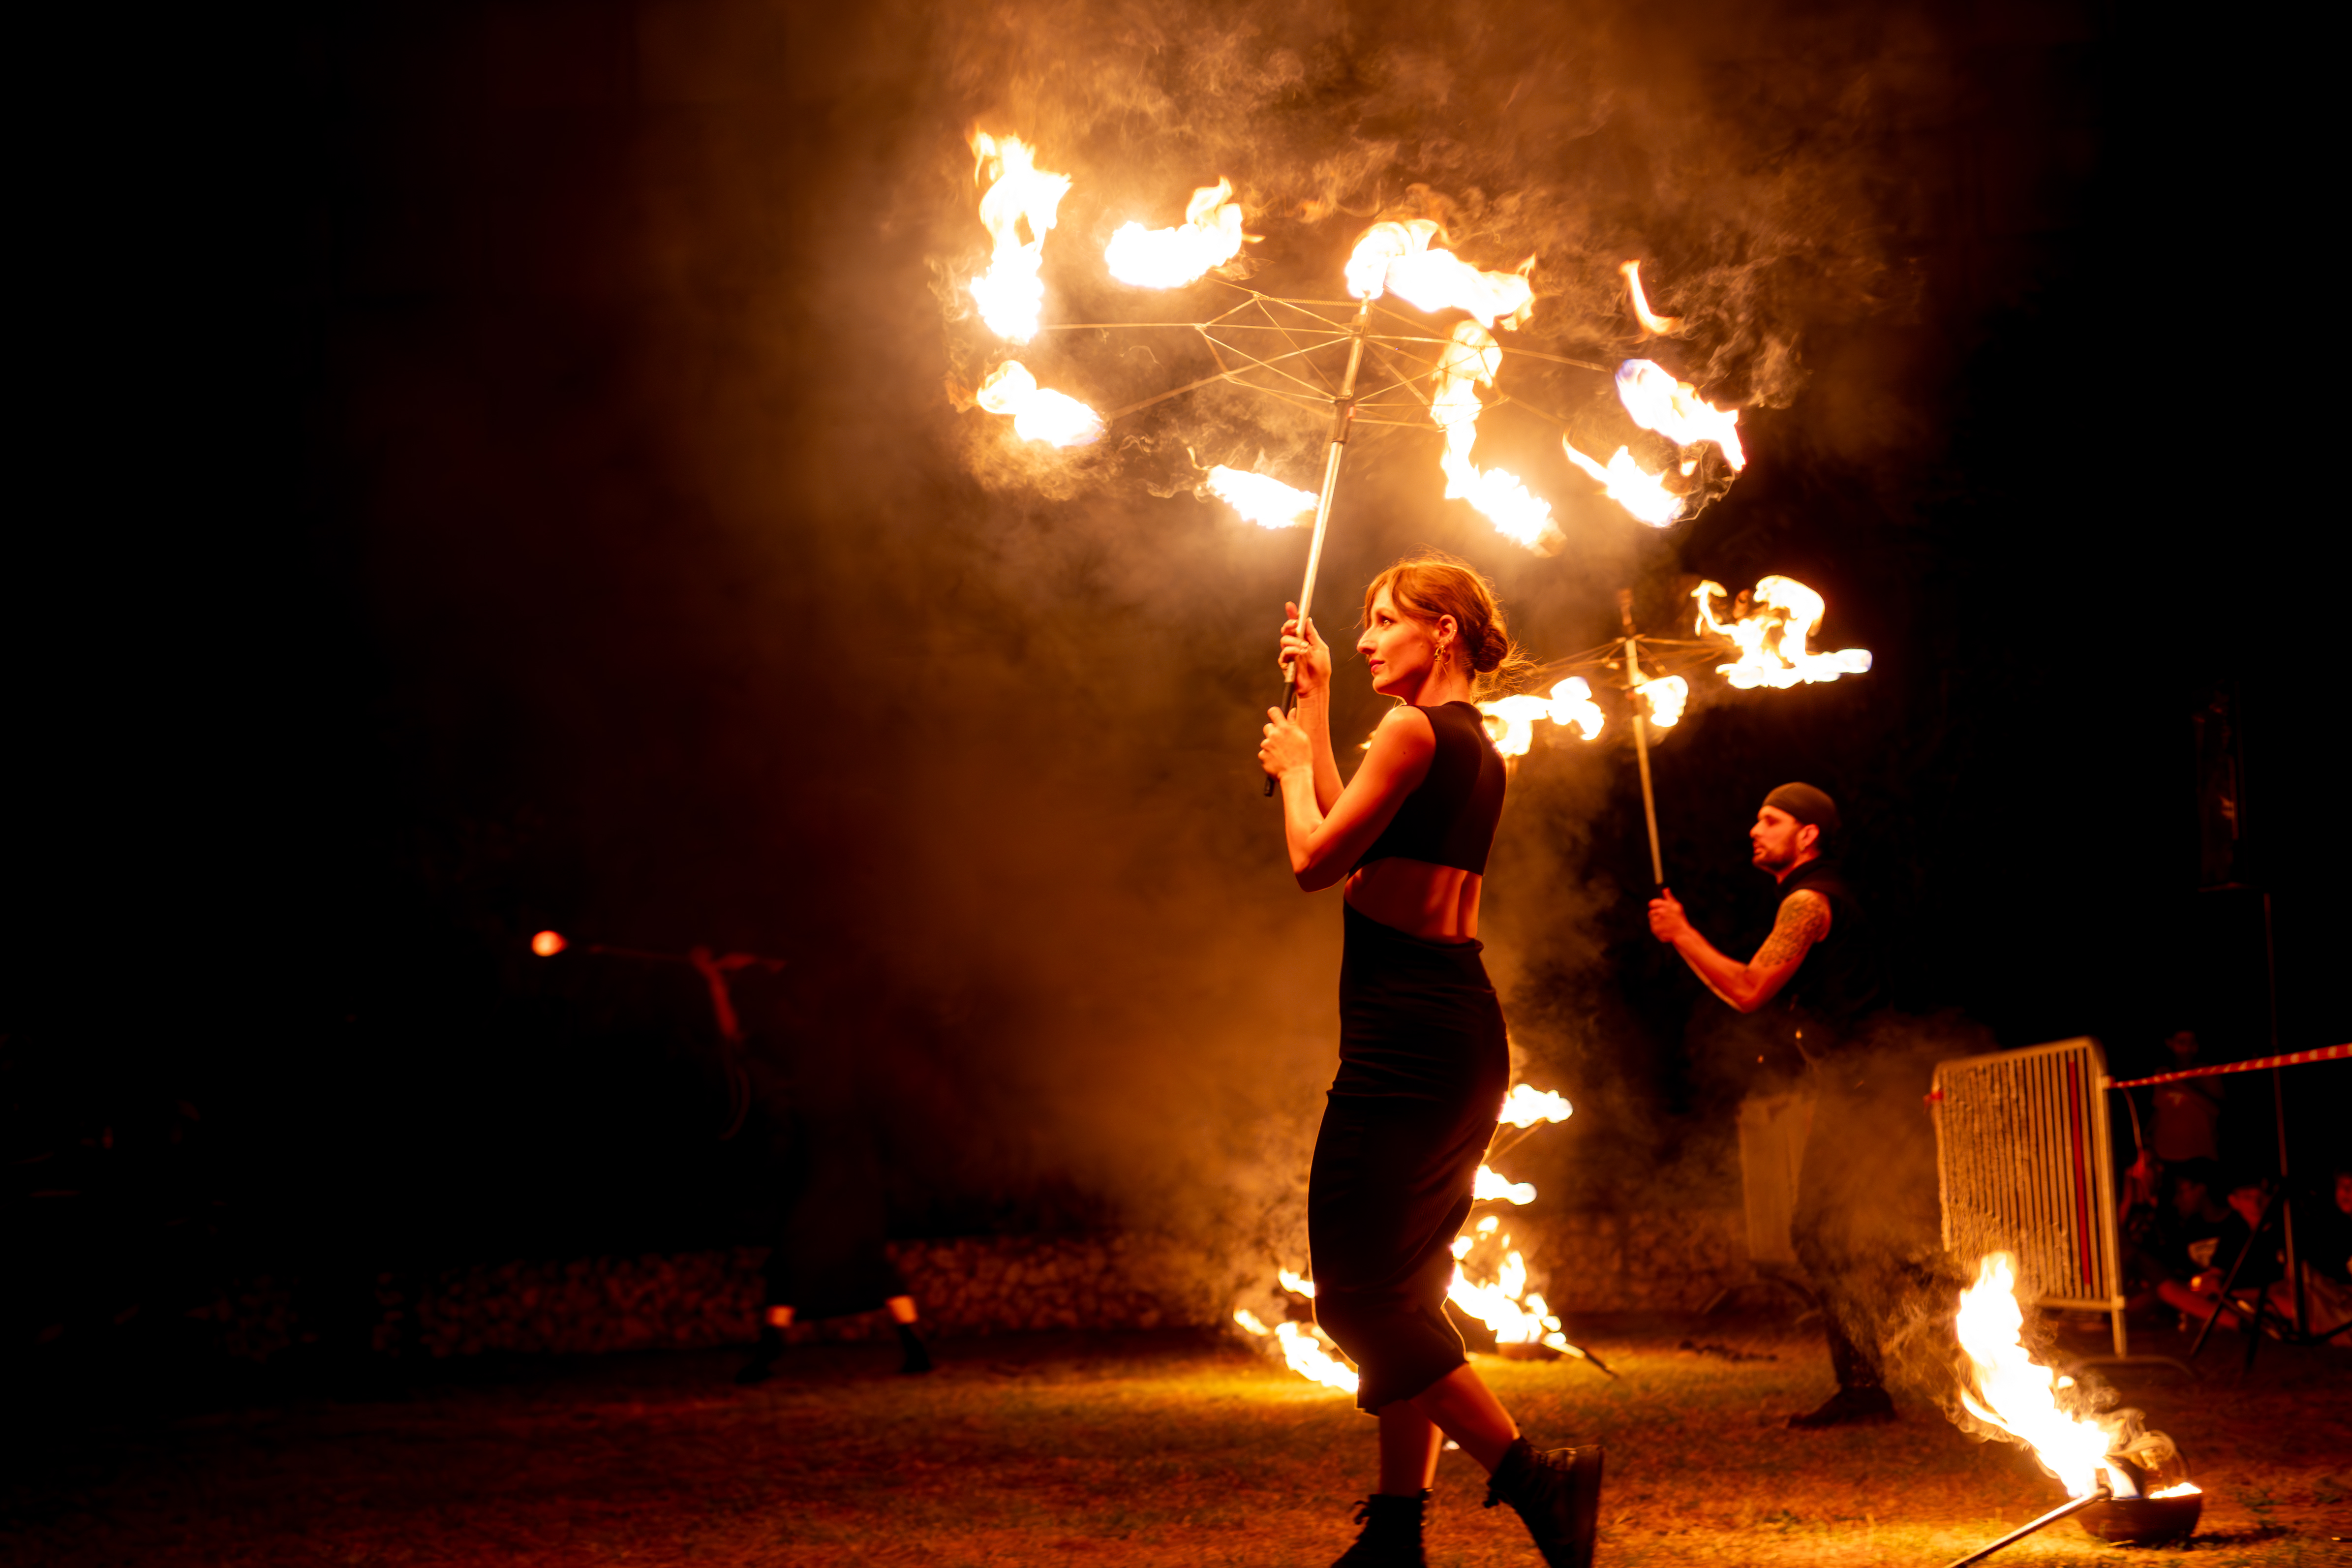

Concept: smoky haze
[[29, 0, 2342, 1285], [292, 0, 2081, 1252]]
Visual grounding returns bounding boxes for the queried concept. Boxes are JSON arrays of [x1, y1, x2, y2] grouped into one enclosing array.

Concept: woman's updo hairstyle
[[1361, 551, 1534, 699]]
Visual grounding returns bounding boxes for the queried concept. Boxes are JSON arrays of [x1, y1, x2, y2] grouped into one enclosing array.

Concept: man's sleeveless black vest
[[1775, 857, 1883, 1050]]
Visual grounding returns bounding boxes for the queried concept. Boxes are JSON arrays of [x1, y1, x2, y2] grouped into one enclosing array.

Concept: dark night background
[[9, 0, 2343, 1382]]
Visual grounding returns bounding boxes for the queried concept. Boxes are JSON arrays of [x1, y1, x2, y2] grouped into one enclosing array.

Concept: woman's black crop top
[[1352, 701, 1507, 875]]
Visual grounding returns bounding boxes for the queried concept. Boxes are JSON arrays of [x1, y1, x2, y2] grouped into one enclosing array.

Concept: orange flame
[[1104, 178, 1250, 288], [1432, 322, 1559, 553], [1478, 677, 1605, 758], [1344, 220, 1535, 330], [975, 361, 1104, 447], [1560, 436, 1682, 527], [1233, 1308, 1358, 1393], [1634, 674, 1687, 728], [1619, 260, 1684, 335], [530, 930, 566, 957], [1692, 577, 1872, 688], [967, 132, 1069, 342], [1204, 466, 1316, 528], [1956, 1255, 2145, 1497], [1615, 361, 1744, 471], [1245, 1084, 1579, 1387]]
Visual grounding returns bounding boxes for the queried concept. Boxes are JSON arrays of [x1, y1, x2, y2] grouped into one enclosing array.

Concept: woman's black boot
[[733, 1325, 784, 1386], [1484, 1437, 1604, 1568], [1331, 1490, 1428, 1567]]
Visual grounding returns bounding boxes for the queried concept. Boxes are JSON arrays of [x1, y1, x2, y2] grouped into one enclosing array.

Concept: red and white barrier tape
[[2107, 1042, 2351, 1089]]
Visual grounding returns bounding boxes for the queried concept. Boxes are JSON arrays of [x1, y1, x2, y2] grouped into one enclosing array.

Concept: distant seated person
[[2123, 1158, 2229, 1321], [2170, 1168, 2287, 1334], [2267, 1163, 2352, 1341]]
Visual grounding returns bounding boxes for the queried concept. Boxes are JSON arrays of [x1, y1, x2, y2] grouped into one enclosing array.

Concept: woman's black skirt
[[1309, 902, 1509, 1411]]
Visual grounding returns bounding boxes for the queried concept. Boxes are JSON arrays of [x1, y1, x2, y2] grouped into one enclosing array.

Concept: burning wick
[[1203, 466, 1316, 529], [1478, 677, 1605, 758], [1619, 260, 1684, 336], [1615, 361, 1744, 470], [1104, 178, 1252, 288], [1344, 219, 1535, 329], [530, 930, 566, 957], [967, 132, 1070, 343], [975, 362, 1104, 447], [1430, 321, 1560, 553], [1692, 577, 1871, 688], [1561, 437, 1682, 527]]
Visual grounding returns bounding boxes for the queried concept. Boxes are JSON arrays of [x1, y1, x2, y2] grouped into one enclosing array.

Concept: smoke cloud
[[277, 0, 2108, 1280]]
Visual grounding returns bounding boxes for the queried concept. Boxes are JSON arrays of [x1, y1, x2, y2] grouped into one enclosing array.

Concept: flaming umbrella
[[1473, 575, 1871, 885], [950, 133, 1762, 742]]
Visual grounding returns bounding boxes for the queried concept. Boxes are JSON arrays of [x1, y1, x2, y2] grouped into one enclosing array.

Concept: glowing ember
[[975, 361, 1104, 447], [1955, 1254, 2137, 1497], [1498, 1084, 1573, 1128], [1635, 674, 1687, 728], [1277, 1267, 1316, 1298], [1614, 360, 1745, 470], [1478, 677, 1605, 758], [530, 930, 566, 957], [1561, 436, 1682, 527], [1619, 260, 1683, 336], [1432, 322, 1560, 553], [1204, 465, 1316, 528], [1234, 1308, 1358, 1393], [967, 132, 1069, 342], [1692, 576, 1872, 688], [1344, 220, 1535, 330], [1105, 178, 1250, 288]]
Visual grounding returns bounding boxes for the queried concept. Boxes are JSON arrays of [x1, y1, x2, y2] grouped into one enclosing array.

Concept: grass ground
[[4, 1316, 2347, 1567]]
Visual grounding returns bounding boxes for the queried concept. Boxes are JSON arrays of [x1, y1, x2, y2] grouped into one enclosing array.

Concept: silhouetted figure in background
[[731, 1034, 932, 1384], [1649, 783, 1905, 1430], [2147, 1029, 2224, 1164]]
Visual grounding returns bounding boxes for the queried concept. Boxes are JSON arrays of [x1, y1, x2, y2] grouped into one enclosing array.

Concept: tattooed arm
[[1646, 887, 1832, 1013]]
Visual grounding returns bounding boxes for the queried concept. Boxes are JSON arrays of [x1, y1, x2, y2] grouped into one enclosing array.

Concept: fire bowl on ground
[[2078, 1492, 2202, 1546]]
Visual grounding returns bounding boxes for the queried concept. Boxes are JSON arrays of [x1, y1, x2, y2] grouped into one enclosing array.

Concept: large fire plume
[[1105, 178, 1251, 288], [1692, 576, 1872, 687], [967, 132, 1069, 342], [1955, 1255, 2199, 1503], [1431, 321, 1561, 553], [975, 361, 1104, 447]]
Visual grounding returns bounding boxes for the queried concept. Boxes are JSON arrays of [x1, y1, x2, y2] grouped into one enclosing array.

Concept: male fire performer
[[1647, 783, 1899, 1428]]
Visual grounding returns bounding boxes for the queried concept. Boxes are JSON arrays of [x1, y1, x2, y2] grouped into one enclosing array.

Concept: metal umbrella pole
[[1616, 589, 1665, 885], [1265, 297, 1374, 796]]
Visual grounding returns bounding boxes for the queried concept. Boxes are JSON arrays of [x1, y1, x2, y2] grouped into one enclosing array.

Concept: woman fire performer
[[1258, 554, 1603, 1568]]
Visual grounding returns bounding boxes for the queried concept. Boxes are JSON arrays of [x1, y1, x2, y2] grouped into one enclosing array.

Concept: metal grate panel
[[1933, 1037, 2127, 1355]]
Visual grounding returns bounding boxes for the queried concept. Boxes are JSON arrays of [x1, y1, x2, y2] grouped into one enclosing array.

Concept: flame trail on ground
[[1244, 1085, 1580, 1388]]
